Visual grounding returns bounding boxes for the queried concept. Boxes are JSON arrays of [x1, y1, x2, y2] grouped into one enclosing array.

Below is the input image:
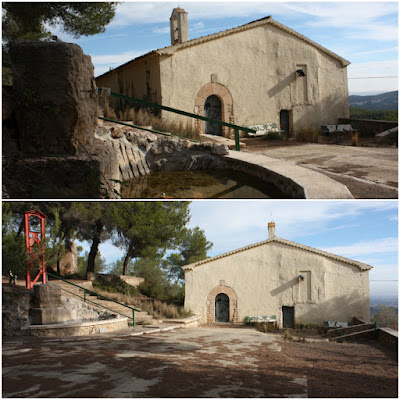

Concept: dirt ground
[[2, 325, 397, 398], [241, 139, 398, 199]]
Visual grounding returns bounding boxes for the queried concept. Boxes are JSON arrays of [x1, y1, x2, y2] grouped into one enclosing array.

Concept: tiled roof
[[96, 15, 350, 78], [181, 237, 373, 271]]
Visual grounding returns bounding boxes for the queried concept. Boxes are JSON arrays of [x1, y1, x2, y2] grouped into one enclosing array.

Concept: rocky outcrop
[[87, 123, 229, 197], [9, 41, 97, 156]]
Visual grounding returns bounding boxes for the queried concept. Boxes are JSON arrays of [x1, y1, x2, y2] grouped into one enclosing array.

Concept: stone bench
[[247, 123, 282, 137]]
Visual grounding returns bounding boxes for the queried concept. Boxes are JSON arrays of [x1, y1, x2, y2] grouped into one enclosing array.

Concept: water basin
[[121, 170, 291, 199]]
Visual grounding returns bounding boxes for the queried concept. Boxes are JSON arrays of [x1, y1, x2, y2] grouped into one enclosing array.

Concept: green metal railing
[[98, 116, 200, 143], [47, 272, 140, 326], [104, 91, 257, 151]]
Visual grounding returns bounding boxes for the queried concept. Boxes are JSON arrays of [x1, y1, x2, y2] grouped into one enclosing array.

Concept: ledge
[[224, 151, 354, 199]]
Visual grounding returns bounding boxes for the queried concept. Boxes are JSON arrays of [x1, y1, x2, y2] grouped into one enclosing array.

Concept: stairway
[[55, 279, 158, 326]]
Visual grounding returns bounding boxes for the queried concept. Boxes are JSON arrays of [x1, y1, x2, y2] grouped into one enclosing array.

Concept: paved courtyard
[[242, 141, 398, 198], [2, 325, 397, 398]]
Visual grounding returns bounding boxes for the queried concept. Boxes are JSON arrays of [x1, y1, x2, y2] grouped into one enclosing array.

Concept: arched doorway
[[215, 293, 229, 322], [206, 284, 238, 324], [194, 82, 234, 138], [204, 95, 222, 136]]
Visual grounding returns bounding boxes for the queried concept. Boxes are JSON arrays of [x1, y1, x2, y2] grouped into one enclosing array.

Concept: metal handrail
[[107, 90, 257, 151], [47, 272, 139, 326], [98, 116, 200, 143]]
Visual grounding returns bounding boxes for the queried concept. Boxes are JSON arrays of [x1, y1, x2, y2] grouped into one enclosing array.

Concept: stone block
[[29, 306, 76, 325], [10, 41, 97, 156], [32, 284, 62, 308], [59, 242, 78, 275]]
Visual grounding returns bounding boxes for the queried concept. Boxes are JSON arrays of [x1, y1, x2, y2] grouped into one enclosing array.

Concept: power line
[[370, 280, 398, 281], [348, 76, 398, 79]]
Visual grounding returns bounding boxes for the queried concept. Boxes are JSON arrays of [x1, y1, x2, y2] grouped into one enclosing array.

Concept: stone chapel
[[95, 8, 350, 138], [182, 222, 371, 327]]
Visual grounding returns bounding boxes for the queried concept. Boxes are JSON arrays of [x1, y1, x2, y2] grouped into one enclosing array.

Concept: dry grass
[[98, 98, 200, 140], [295, 127, 319, 143], [351, 132, 359, 146], [255, 321, 280, 333], [92, 288, 191, 319]]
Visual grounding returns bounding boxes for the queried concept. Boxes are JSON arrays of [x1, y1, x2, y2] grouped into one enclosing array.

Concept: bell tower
[[170, 8, 189, 45]]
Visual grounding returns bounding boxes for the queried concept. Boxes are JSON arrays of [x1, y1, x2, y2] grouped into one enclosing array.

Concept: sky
[[50, 1, 399, 95], [91, 200, 398, 300]]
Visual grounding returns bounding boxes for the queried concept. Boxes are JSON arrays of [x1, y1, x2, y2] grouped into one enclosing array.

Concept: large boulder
[[10, 41, 97, 156]]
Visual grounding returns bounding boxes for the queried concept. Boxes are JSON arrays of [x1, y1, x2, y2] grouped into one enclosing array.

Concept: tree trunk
[[86, 220, 103, 280], [122, 244, 133, 275]]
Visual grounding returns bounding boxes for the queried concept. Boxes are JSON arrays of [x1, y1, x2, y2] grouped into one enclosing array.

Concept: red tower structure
[[24, 210, 48, 289]]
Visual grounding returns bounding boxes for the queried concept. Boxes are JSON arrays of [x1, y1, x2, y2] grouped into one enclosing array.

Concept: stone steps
[[56, 280, 157, 325]]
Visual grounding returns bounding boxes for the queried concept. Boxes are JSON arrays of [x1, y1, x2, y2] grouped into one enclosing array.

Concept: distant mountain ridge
[[349, 91, 398, 111]]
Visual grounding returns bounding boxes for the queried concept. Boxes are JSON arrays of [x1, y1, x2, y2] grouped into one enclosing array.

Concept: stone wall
[[2, 285, 31, 336], [2, 283, 117, 336], [338, 118, 398, 136], [377, 328, 398, 352], [90, 122, 229, 196]]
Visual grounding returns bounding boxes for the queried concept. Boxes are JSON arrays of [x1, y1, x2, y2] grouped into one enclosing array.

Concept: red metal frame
[[24, 210, 48, 289]]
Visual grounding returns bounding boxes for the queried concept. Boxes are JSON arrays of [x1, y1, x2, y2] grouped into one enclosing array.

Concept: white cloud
[[189, 201, 397, 256], [92, 49, 151, 66], [153, 26, 170, 34], [108, 2, 397, 32], [321, 237, 398, 258], [91, 49, 153, 76]]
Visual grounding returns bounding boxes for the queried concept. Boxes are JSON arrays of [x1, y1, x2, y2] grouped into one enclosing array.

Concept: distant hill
[[349, 91, 398, 111]]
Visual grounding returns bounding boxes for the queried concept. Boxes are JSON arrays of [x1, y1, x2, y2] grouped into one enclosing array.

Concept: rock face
[[2, 286, 31, 336], [10, 41, 97, 156], [88, 124, 230, 197], [59, 242, 78, 276]]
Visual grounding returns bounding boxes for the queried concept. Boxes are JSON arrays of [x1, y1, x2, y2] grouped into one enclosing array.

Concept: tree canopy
[[2, 2, 117, 47], [2, 202, 212, 299], [111, 202, 191, 275]]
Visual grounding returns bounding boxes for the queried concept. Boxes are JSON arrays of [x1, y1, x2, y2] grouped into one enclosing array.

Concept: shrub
[[351, 132, 359, 146], [255, 322, 279, 333], [295, 127, 319, 143], [93, 275, 141, 297], [283, 329, 293, 340]]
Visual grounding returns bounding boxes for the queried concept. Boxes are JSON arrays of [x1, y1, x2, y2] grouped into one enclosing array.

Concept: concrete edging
[[224, 151, 354, 199], [23, 316, 129, 336]]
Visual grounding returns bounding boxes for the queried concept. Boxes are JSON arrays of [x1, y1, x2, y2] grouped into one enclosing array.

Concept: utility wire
[[348, 76, 398, 79]]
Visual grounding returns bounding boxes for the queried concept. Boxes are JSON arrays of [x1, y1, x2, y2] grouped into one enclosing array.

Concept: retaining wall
[[377, 328, 398, 352], [338, 118, 398, 136]]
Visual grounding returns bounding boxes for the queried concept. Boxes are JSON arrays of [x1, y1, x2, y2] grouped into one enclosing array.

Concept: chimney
[[170, 8, 189, 45], [268, 222, 276, 239]]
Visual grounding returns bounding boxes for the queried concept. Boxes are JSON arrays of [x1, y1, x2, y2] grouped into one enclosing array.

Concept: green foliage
[[77, 250, 107, 276], [163, 227, 213, 281], [2, 2, 117, 46], [2, 203, 26, 276], [371, 305, 398, 328], [111, 202, 191, 275], [108, 257, 134, 276], [92, 275, 141, 298], [350, 107, 398, 122]]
